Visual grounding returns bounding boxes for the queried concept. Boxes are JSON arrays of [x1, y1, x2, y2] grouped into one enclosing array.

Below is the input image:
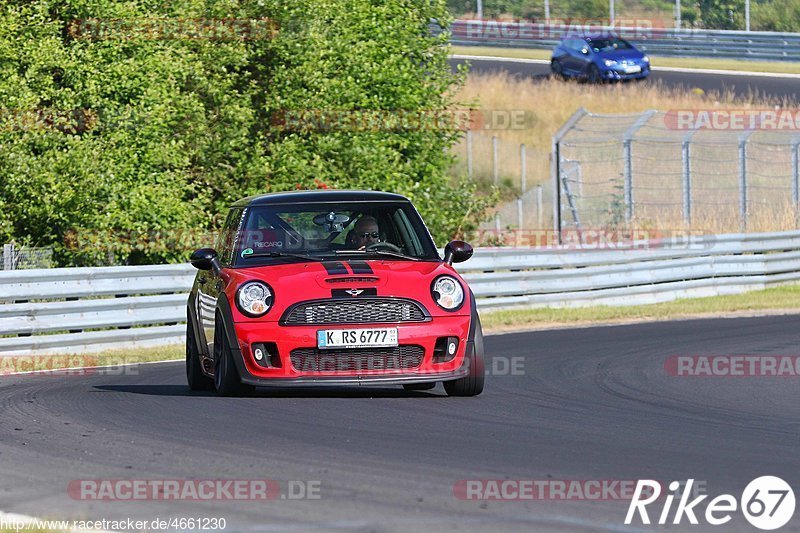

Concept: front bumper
[[602, 64, 650, 80], [230, 316, 472, 386]]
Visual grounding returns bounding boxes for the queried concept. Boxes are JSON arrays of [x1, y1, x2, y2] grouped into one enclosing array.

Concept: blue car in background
[[551, 35, 650, 82]]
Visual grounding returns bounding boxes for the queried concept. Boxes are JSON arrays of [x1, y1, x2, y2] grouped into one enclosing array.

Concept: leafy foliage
[[0, 0, 495, 266], [752, 0, 800, 31]]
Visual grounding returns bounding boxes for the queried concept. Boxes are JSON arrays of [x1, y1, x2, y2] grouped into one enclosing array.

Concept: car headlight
[[236, 281, 273, 317], [431, 276, 464, 311], [642, 55, 650, 63], [604, 59, 617, 67]]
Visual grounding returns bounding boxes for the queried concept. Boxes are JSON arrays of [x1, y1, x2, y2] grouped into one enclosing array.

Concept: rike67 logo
[[625, 477, 795, 530]]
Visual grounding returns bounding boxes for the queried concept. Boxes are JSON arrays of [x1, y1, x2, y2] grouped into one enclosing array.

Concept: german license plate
[[317, 328, 398, 349], [624, 65, 641, 74]]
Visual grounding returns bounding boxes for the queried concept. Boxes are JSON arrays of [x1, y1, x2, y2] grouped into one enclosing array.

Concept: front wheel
[[586, 64, 602, 83], [444, 318, 485, 397], [214, 320, 255, 397], [550, 59, 564, 80], [186, 316, 213, 391]]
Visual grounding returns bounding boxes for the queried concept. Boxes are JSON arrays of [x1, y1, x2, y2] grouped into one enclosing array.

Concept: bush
[[0, 0, 495, 266], [752, 0, 800, 32]]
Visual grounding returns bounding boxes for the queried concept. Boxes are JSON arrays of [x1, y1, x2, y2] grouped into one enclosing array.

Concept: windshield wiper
[[243, 251, 326, 262], [331, 250, 423, 261]]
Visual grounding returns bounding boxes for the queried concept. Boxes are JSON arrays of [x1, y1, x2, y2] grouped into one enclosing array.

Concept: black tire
[[213, 319, 255, 397], [403, 382, 436, 391], [186, 316, 213, 391], [550, 59, 564, 80], [587, 64, 602, 83], [444, 317, 485, 397]]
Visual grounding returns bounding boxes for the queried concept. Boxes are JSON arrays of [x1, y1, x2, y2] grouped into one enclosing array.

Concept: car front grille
[[282, 298, 428, 325], [290, 345, 424, 373]]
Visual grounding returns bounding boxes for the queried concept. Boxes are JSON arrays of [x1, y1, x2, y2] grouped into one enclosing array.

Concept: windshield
[[588, 38, 633, 52], [233, 201, 440, 266]]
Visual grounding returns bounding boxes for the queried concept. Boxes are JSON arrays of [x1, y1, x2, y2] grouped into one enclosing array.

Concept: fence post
[[622, 110, 656, 225], [466, 130, 473, 179], [552, 137, 561, 241], [518, 144, 526, 236], [682, 140, 691, 225], [493, 135, 500, 231], [739, 132, 752, 231], [552, 108, 588, 244], [623, 140, 633, 223], [537, 185, 543, 228], [682, 128, 698, 226], [3, 243, 14, 271], [792, 139, 799, 223]]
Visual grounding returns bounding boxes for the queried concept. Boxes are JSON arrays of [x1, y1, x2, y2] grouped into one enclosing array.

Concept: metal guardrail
[[445, 20, 800, 61], [2, 230, 800, 355]]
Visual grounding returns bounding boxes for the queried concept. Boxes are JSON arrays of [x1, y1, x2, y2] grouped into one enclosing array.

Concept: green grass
[[480, 283, 800, 331], [2, 344, 183, 374], [92, 344, 184, 365], [450, 45, 800, 75]]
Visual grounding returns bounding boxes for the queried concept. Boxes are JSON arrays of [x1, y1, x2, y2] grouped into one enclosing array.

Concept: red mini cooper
[[186, 190, 484, 396]]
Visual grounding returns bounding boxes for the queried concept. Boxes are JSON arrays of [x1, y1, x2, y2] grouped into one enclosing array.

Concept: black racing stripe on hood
[[322, 261, 349, 275], [345, 261, 373, 274]]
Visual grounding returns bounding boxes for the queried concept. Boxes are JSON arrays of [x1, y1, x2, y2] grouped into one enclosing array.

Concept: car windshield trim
[[232, 201, 439, 266], [327, 249, 427, 261], [242, 251, 326, 262]]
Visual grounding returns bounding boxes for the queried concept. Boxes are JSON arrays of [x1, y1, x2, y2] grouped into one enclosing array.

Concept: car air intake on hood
[[325, 277, 379, 284]]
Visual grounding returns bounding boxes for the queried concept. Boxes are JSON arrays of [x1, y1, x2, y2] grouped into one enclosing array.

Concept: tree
[[0, 0, 493, 265], [696, 0, 745, 29]]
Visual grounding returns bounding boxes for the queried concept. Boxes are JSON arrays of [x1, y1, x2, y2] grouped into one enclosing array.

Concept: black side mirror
[[444, 240, 473, 265], [190, 248, 220, 273]]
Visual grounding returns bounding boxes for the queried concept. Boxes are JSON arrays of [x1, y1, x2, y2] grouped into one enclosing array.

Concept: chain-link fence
[[1, 244, 55, 270], [553, 108, 800, 237], [451, 131, 554, 243]]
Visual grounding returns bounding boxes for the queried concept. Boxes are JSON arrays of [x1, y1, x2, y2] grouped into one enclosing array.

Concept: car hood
[[222, 259, 470, 321], [596, 49, 645, 61]]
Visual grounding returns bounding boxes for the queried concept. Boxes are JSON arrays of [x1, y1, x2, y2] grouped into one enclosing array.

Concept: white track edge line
[[450, 54, 800, 78]]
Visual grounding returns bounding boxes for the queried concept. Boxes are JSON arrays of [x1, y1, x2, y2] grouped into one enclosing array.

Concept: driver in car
[[350, 215, 381, 250]]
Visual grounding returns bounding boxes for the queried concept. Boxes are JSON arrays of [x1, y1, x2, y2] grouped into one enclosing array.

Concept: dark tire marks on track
[[1, 315, 798, 531]]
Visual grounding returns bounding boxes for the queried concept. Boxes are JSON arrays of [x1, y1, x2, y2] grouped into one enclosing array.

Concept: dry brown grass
[[452, 73, 800, 233]]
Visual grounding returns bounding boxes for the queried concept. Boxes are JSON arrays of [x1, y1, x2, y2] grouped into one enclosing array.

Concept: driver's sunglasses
[[358, 231, 380, 239]]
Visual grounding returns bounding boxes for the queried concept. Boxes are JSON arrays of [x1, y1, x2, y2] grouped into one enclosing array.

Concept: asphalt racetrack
[[1, 315, 798, 531], [450, 56, 800, 102]]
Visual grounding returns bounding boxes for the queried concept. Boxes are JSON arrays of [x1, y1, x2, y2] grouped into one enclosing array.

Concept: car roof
[[584, 34, 619, 40], [231, 190, 411, 207], [560, 34, 619, 40]]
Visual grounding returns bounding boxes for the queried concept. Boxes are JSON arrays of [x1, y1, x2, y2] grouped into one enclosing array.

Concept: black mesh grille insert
[[282, 299, 427, 325], [290, 345, 424, 372]]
